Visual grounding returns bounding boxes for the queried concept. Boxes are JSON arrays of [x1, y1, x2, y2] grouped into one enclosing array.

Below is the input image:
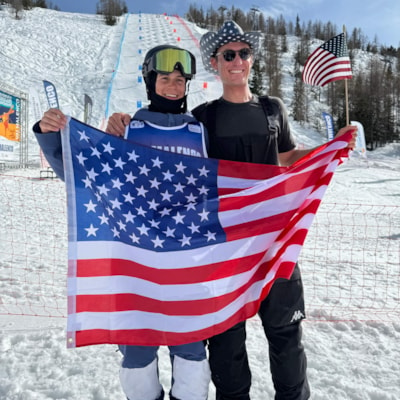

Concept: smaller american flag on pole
[[62, 118, 353, 348], [302, 33, 353, 87]]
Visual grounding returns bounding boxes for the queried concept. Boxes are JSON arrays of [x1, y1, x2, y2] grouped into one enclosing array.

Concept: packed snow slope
[[0, 7, 399, 400]]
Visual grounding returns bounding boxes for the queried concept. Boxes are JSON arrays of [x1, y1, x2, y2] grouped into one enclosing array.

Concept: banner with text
[[0, 89, 21, 161], [322, 112, 335, 141]]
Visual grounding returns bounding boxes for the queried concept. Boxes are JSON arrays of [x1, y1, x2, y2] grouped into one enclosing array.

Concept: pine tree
[[249, 58, 264, 96], [292, 59, 307, 123], [8, 0, 24, 19], [96, 0, 127, 26], [34, 0, 48, 8]]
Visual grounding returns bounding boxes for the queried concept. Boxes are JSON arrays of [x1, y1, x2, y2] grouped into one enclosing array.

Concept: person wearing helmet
[[106, 45, 207, 160], [33, 45, 210, 400], [110, 44, 210, 400]]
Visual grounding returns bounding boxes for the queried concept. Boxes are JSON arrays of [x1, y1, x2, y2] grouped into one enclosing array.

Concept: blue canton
[[69, 119, 226, 252]]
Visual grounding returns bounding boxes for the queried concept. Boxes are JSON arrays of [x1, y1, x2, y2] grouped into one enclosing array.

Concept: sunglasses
[[148, 48, 196, 79], [215, 48, 253, 62]]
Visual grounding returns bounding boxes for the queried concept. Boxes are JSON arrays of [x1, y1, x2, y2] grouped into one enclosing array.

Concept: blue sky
[[51, 0, 400, 48]]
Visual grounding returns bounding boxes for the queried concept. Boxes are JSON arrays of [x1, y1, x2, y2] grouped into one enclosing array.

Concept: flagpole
[[345, 73, 350, 126], [343, 25, 350, 126]]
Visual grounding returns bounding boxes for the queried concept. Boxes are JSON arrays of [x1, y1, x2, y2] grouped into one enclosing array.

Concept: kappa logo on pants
[[290, 310, 305, 323]]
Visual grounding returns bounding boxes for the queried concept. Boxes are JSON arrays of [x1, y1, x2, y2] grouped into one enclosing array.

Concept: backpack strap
[[258, 95, 279, 135]]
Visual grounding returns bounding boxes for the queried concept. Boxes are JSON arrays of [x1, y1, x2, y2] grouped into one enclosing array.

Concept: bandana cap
[[200, 20, 262, 73]]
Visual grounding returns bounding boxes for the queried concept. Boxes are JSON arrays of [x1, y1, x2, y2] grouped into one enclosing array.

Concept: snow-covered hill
[[0, 7, 399, 400]]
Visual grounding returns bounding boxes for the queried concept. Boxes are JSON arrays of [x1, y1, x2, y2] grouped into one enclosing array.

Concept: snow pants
[[119, 342, 210, 400], [208, 263, 310, 400]]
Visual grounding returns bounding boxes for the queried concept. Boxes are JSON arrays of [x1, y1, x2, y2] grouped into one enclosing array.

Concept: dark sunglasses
[[215, 48, 253, 62]]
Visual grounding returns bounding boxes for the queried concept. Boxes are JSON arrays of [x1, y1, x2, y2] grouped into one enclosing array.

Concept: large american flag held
[[302, 32, 353, 87], [62, 118, 353, 348]]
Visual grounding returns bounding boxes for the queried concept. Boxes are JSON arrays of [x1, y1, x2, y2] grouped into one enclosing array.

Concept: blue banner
[[43, 80, 59, 109], [322, 112, 335, 141]]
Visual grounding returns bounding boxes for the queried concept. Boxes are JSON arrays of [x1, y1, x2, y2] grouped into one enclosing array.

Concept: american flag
[[62, 118, 353, 348], [302, 33, 353, 87]]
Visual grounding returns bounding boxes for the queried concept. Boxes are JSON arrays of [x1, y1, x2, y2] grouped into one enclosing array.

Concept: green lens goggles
[[151, 48, 196, 78]]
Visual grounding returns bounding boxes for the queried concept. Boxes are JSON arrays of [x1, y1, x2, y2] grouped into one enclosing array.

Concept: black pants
[[208, 264, 310, 400]]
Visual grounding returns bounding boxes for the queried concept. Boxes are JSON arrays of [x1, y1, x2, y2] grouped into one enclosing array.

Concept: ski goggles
[[149, 48, 196, 79], [215, 48, 253, 62]]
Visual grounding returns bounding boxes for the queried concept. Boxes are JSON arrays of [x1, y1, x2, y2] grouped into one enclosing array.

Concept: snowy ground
[[0, 7, 399, 400]]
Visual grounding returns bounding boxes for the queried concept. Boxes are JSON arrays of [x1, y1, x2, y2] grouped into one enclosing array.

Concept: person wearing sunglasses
[[193, 22, 310, 400], [33, 44, 210, 400], [191, 20, 355, 400]]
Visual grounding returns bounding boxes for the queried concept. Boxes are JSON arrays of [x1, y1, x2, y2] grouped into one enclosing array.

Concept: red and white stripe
[[302, 48, 352, 87]]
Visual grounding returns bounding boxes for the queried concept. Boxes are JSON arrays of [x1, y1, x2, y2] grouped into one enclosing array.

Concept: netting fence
[[0, 171, 399, 330]]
